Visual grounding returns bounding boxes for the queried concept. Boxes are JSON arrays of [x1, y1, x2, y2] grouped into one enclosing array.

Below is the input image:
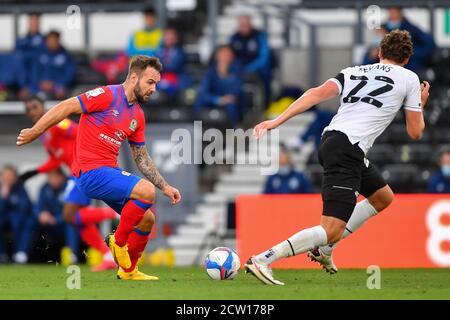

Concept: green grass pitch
[[0, 265, 448, 300]]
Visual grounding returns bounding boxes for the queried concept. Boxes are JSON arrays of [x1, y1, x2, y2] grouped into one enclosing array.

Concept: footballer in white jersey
[[246, 30, 430, 285]]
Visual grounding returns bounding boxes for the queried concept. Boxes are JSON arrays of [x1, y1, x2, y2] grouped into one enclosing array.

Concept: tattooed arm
[[131, 144, 168, 190], [130, 144, 181, 204]]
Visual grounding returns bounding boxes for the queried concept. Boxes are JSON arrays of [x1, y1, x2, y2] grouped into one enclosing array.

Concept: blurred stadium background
[[0, 0, 449, 270]]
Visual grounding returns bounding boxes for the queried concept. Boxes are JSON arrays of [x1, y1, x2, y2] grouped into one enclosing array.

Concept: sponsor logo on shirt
[[86, 87, 105, 100], [112, 109, 119, 117], [99, 133, 122, 146], [114, 130, 126, 141]]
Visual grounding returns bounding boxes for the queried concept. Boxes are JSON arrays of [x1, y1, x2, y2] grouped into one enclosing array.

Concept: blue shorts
[[75, 166, 141, 214], [63, 177, 91, 207]]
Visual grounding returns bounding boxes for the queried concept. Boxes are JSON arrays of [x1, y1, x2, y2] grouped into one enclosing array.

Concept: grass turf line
[[0, 265, 448, 300]]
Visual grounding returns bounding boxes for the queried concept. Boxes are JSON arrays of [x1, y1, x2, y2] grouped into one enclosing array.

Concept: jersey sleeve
[[128, 113, 146, 146], [328, 67, 350, 95], [76, 86, 113, 113], [403, 73, 422, 112]]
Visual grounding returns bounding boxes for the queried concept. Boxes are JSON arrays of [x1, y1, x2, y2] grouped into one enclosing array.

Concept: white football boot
[[244, 257, 285, 285], [307, 247, 338, 274]]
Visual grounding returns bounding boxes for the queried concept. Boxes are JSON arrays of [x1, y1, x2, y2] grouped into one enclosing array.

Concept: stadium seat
[[367, 144, 396, 166], [146, 106, 192, 123], [433, 128, 450, 144], [196, 108, 232, 130], [381, 164, 418, 192], [394, 144, 433, 165]]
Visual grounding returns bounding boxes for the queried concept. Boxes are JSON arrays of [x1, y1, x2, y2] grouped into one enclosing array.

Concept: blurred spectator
[[15, 12, 45, 100], [92, 7, 163, 84], [0, 165, 33, 264], [383, 7, 435, 72], [156, 28, 190, 96], [33, 169, 79, 263], [230, 15, 272, 103], [194, 45, 244, 126], [0, 53, 23, 101], [286, 106, 335, 151], [428, 148, 450, 193], [263, 146, 313, 194], [31, 30, 75, 99], [127, 7, 163, 57], [362, 27, 388, 65]]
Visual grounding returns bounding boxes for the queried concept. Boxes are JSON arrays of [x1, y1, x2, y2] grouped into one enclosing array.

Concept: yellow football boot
[[105, 233, 131, 269], [116, 267, 159, 281]]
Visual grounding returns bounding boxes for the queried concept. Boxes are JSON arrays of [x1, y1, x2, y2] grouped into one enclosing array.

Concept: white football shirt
[[323, 63, 422, 154]]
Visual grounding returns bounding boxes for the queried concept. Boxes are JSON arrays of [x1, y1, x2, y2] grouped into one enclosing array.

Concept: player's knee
[[140, 210, 155, 229], [370, 186, 394, 212], [132, 180, 156, 203]]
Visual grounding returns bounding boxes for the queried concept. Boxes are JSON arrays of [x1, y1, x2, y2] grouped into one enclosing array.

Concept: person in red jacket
[[22, 96, 117, 271]]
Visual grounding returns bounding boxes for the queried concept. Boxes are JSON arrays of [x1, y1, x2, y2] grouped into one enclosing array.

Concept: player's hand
[[17, 128, 41, 146], [253, 120, 277, 139], [421, 81, 430, 108], [162, 185, 181, 205]]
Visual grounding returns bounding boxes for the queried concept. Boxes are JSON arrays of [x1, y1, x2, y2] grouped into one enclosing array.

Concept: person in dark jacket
[[15, 12, 45, 99], [263, 146, 314, 194], [383, 7, 435, 72], [31, 30, 75, 99], [156, 28, 189, 96], [428, 148, 450, 193], [362, 27, 389, 65], [230, 15, 272, 104], [34, 169, 79, 263], [194, 45, 244, 126], [0, 165, 33, 264]]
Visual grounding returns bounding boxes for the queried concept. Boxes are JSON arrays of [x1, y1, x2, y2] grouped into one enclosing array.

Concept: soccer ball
[[205, 247, 240, 280]]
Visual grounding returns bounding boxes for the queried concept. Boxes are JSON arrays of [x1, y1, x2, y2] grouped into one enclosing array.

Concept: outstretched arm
[[253, 80, 340, 139], [17, 97, 82, 146], [130, 144, 181, 204]]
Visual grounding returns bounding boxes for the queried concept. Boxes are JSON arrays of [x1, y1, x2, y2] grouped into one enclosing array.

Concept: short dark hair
[[144, 7, 156, 16], [47, 30, 60, 39], [380, 29, 413, 64], [24, 95, 44, 105], [127, 55, 162, 78]]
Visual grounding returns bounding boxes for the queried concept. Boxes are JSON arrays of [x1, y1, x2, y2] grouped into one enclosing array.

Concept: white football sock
[[320, 199, 378, 255], [255, 226, 328, 265]]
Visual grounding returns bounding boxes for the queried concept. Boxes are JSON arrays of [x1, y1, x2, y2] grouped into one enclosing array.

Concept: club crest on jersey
[[86, 87, 105, 100], [112, 109, 119, 117], [129, 119, 138, 132]]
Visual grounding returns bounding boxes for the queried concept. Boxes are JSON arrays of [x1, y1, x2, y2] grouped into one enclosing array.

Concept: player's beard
[[134, 84, 150, 104]]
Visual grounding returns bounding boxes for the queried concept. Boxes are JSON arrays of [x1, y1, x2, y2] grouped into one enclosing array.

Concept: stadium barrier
[[236, 194, 450, 268]]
